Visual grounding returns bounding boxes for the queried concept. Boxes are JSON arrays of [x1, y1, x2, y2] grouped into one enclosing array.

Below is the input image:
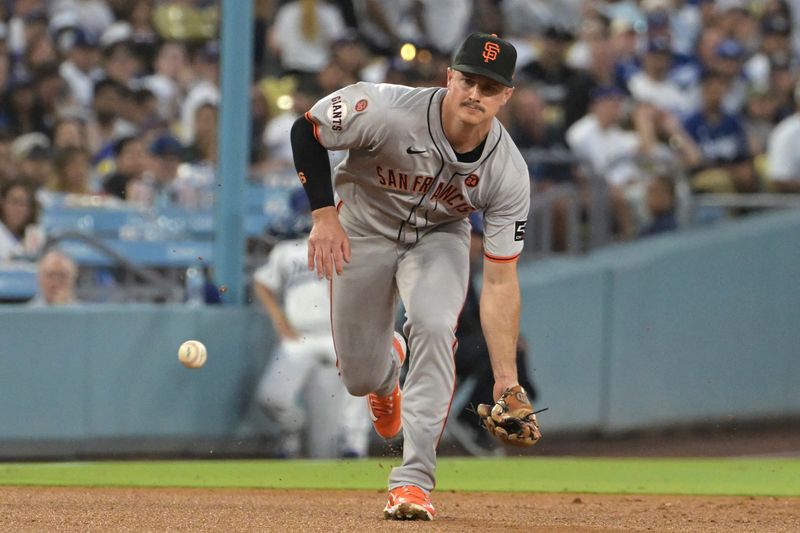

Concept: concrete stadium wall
[[1, 210, 799, 455], [0, 306, 272, 455], [524, 209, 800, 433]]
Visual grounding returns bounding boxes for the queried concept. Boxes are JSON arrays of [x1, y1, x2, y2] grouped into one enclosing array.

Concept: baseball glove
[[476, 385, 542, 447]]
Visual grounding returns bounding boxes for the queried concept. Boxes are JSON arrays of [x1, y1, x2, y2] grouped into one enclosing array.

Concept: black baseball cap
[[452, 32, 517, 87]]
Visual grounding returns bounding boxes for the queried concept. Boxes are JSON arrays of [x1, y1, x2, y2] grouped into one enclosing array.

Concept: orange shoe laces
[[392, 486, 431, 506], [369, 392, 395, 417]]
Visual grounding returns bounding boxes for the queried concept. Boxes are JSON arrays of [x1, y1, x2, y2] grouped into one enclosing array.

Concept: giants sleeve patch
[[514, 220, 527, 241], [326, 95, 348, 131]]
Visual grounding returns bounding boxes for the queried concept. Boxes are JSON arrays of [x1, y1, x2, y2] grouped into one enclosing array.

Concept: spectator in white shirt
[[268, 0, 346, 76], [766, 82, 800, 193], [56, 27, 102, 108], [567, 85, 642, 238], [628, 38, 698, 117]]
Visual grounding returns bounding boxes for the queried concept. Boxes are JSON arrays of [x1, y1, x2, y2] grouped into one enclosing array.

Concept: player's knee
[[341, 378, 372, 397], [338, 370, 379, 397], [407, 317, 455, 344]]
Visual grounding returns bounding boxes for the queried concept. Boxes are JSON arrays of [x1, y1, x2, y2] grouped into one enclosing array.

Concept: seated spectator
[[179, 41, 219, 145], [766, 82, 800, 193], [631, 103, 702, 171], [742, 86, 781, 159], [563, 13, 617, 129], [52, 115, 89, 151], [56, 27, 102, 109], [767, 54, 796, 122], [102, 135, 146, 200], [268, 0, 346, 85], [566, 85, 641, 238], [29, 249, 79, 306], [140, 40, 191, 122], [507, 84, 572, 185], [627, 38, 698, 117], [11, 132, 53, 190], [519, 25, 578, 136], [1, 75, 38, 136], [126, 134, 186, 208], [329, 31, 385, 85], [102, 39, 143, 87], [711, 39, 749, 115], [743, 14, 793, 95], [640, 174, 678, 237], [50, 147, 96, 195], [0, 178, 40, 261], [185, 101, 217, 164], [87, 78, 136, 157], [682, 70, 758, 193]]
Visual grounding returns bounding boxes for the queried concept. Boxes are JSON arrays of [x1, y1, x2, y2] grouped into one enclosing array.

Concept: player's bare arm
[[253, 281, 298, 340], [479, 258, 521, 401], [290, 114, 350, 280]]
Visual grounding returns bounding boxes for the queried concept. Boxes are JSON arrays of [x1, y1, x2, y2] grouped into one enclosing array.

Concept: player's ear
[[502, 86, 515, 104]]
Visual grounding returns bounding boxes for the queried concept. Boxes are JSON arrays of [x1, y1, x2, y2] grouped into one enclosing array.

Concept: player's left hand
[[476, 385, 542, 447], [308, 206, 351, 280]]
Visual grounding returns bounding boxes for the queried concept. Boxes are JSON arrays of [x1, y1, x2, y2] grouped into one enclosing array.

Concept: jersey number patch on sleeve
[[514, 221, 527, 241]]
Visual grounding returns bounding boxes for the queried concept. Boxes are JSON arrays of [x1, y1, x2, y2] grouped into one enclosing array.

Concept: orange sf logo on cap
[[483, 42, 500, 63]]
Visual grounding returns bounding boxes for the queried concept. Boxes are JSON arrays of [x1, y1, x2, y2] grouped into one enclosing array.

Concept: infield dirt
[[1, 486, 798, 532]]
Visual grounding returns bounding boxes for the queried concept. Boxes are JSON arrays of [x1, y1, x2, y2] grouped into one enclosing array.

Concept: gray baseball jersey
[[305, 82, 530, 492], [306, 82, 530, 261]]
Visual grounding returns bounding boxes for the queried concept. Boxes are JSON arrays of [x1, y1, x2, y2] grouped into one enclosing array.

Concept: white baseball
[[178, 340, 207, 368]]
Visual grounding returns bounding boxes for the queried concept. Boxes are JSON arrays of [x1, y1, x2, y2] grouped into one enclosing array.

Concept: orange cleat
[[383, 485, 436, 520], [367, 332, 406, 439]]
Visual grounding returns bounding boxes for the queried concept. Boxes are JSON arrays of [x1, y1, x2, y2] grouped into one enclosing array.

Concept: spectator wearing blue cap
[[682, 70, 758, 193], [125, 134, 186, 208], [709, 39, 750, 114]]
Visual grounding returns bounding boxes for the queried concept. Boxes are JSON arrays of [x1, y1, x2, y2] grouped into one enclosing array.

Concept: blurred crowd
[[1, 0, 800, 279]]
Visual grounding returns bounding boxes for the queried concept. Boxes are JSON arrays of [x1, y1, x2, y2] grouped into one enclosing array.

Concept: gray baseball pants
[[331, 218, 470, 492]]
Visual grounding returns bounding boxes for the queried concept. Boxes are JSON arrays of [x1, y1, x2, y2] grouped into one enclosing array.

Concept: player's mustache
[[461, 100, 484, 111]]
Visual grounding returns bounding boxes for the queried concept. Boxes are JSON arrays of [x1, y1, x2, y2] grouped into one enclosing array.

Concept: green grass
[[1, 457, 798, 496]]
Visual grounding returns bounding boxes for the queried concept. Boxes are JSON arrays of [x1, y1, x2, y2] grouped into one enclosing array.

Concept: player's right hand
[[308, 206, 351, 280]]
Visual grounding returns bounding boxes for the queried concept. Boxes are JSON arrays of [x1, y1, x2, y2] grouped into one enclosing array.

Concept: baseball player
[[253, 190, 370, 459], [290, 33, 541, 520]]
